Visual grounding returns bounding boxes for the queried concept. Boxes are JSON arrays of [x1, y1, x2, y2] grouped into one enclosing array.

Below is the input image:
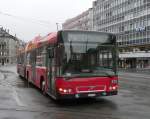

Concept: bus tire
[[26, 71, 30, 87], [26, 71, 29, 81]]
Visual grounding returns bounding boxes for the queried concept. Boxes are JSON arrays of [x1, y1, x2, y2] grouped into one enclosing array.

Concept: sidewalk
[[0, 64, 16, 79], [119, 68, 150, 75], [0, 64, 17, 73]]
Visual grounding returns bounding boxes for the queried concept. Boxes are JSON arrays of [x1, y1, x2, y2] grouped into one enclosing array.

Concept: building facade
[[63, 8, 93, 31], [0, 27, 19, 65], [63, 0, 150, 69], [93, 0, 150, 69]]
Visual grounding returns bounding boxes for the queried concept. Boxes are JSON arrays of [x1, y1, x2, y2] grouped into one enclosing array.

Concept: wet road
[[0, 65, 150, 119]]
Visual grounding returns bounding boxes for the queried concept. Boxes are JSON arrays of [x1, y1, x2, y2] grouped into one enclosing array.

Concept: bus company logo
[[89, 86, 95, 90]]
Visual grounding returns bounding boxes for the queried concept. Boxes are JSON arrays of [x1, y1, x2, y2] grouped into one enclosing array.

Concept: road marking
[[0, 72, 4, 80], [12, 87, 26, 107]]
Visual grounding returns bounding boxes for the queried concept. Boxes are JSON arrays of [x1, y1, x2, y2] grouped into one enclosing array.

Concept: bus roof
[[60, 30, 116, 36], [25, 32, 57, 52], [17, 47, 25, 55], [24, 30, 116, 52]]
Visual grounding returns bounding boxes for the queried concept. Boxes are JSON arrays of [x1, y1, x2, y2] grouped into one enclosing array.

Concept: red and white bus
[[17, 30, 118, 100]]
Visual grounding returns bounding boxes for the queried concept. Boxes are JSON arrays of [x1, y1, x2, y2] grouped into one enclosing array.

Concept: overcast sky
[[0, 0, 94, 42]]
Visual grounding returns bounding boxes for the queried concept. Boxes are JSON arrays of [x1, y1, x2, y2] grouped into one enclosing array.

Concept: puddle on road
[[0, 70, 14, 73], [16, 77, 30, 88], [54, 98, 118, 110], [0, 70, 15, 79], [16, 82, 29, 88], [0, 69, 30, 89]]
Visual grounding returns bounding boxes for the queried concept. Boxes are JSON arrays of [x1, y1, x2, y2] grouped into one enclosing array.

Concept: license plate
[[88, 94, 96, 97]]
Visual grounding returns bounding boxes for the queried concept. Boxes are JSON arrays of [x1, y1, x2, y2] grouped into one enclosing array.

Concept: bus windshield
[[60, 31, 117, 78]]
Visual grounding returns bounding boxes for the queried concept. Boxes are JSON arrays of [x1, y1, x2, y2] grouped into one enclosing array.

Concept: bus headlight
[[63, 89, 67, 93], [59, 88, 63, 91], [58, 88, 73, 94], [109, 86, 117, 91], [112, 86, 116, 90], [111, 80, 118, 84], [68, 89, 72, 93]]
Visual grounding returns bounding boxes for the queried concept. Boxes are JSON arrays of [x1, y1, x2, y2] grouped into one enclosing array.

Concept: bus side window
[[48, 48, 54, 58], [36, 47, 46, 66], [26, 53, 30, 65]]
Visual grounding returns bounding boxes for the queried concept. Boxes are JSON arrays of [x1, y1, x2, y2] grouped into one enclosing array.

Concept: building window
[[119, 26, 125, 32]]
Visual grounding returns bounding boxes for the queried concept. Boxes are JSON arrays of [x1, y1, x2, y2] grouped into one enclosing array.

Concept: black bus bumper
[[57, 91, 118, 99]]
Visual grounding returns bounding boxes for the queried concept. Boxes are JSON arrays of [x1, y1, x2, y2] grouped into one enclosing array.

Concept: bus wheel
[[41, 80, 46, 95], [26, 72, 30, 87]]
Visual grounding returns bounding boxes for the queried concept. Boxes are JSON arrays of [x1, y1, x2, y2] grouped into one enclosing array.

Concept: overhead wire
[[0, 11, 52, 28]]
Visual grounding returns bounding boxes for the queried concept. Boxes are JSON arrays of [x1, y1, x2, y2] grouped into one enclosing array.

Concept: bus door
[[31, 50, 36, 83], [46, 47, 56, 95]]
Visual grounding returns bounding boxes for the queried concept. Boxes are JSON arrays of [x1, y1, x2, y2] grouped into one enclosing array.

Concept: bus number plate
[[88, 94, 96, 97]]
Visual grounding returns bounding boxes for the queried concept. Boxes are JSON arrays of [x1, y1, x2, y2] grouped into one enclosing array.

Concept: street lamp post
[[56, 23, 62, 31], [56, 23, 59, 31]]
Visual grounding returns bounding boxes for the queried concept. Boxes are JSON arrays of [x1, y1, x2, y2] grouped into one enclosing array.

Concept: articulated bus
[[17, 30, 118, 100]]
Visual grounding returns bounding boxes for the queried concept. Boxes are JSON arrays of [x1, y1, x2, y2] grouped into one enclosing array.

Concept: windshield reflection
[[62, 43, 116, 77], [59, 31, 117, 78]]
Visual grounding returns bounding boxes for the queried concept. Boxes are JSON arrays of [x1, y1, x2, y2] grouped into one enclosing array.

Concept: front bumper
[[57, 91, 118, 99]]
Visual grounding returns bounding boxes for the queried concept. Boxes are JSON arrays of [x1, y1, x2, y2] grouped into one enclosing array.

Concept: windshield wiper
[[101, 72, 113, 78], [64, 75, 80, 80]]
